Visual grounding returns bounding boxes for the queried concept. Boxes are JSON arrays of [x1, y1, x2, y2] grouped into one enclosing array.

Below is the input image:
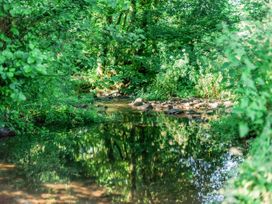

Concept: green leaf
[[6, 72, 14, 78], [0, 55, 5, 64], [0, 121, 4, 128], [239, 122, 249, 137], [18, 92, 26, 101], [35, 63, 47, 74], [11, 27, 19, 36], [23, 65, 32, 73], [3, 4, 10, 12], [2, 50, 13, 59], [29, 43, 35, 50], [27, 56, 36, 64]]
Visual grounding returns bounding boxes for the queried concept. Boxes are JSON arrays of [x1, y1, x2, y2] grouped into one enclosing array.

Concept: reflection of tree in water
[[0, 108, 237, 204], [75, 111, 230, 203]]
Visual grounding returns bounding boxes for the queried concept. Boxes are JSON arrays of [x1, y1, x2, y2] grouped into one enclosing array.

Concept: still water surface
[[0, 99, 242, 203], [75, 100, 242, 203]]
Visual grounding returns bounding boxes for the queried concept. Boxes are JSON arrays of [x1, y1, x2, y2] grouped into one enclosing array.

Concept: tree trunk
[[96, 14, 113, 77]]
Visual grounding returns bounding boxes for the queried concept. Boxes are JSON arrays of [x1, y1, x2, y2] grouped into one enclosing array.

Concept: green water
[[0, 100, 242, 203]]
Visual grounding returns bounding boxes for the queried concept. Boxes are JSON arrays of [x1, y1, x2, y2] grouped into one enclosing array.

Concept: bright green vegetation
[[0, 0, 271, 203]]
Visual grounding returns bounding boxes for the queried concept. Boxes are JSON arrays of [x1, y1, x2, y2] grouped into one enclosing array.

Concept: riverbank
[[95, 95, 234, 113], [0, 162, 111, 204], [130, 97, 233, 112]]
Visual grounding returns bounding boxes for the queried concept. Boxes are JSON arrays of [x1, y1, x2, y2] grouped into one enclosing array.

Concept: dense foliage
[[0, 0, 97, 128], [0, 0, 271, 203], [222, 1, 272, 202]]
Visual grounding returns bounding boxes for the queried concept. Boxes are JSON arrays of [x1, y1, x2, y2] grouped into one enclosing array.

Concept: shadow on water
[[0, 100, 243, 203]]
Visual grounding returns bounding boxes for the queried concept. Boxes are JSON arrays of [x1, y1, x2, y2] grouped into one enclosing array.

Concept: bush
[[222, 2, 272, 203], [139, 54, 196, 100], [224, 127, 272, 203], [220, 5, 272, 137]]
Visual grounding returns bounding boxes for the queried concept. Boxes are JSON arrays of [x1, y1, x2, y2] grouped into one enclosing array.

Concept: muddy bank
[[0, 163, 111, 204]]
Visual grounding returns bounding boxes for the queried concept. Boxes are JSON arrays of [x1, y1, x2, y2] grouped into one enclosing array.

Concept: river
[[0, 99, 243, 204]]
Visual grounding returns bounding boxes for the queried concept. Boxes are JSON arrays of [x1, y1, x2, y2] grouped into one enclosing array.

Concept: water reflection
[[69, 104, 241, 204], [0, 100, 242, 204]]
